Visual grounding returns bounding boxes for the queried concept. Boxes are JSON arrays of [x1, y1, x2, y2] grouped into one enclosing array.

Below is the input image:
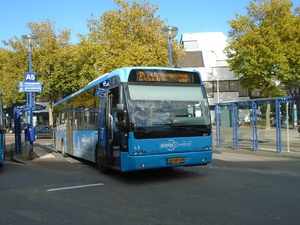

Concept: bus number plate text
[[167, 157, 185, 164]]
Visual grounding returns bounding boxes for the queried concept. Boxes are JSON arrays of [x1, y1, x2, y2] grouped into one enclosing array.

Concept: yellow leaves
[[226, 0, 300, 97], [85, 0, 181, 70], [0, 0, 185, 106]]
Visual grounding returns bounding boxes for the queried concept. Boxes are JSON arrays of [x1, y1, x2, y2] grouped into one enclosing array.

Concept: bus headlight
[[134, 150, 145, 155], [202, 146, 212, 150]]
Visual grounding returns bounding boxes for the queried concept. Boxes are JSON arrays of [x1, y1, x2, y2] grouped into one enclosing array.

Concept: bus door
[[98, 86, 122, 171], [97, 95, 108, 167], [66, 109, 74, 155], [107, 90, 121, 170]]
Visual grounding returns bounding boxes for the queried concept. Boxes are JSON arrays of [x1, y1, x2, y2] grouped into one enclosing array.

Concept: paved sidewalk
[[214, 146, 300, 160], [9, 142, 56, 164], [216, 126, 300, 153]]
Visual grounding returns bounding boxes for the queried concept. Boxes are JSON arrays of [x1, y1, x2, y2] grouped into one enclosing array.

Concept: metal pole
[[168, 37, 172, 67], [211, 51, 219, 103], [286, 103, 290, 152], [161, 26, 178, 68], [251, 101, 258, 151], [215, 104, 221, 148], [232, 102, 239, 149], [293, 103, 298, 128], [275, 99, 282, 153], [28, 44, 34, 158], [217, 78, 220, 103]]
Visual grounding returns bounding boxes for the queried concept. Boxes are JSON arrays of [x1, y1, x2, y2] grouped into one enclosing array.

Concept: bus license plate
[[167, 157, 185, 164]]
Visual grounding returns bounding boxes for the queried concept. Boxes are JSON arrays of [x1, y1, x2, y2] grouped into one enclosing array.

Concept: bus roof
[[54, 66, 199, 107]]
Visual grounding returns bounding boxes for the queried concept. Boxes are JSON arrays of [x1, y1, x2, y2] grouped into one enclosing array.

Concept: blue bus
[[53, 67, 213, 173], [0, 91, 6, 167]]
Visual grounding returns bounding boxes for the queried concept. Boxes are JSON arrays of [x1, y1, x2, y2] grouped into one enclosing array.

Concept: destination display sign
[[128, 69, 199, 83]]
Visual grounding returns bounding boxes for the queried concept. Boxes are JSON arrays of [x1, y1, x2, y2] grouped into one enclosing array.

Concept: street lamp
[[162, 26, 178, 67], [211, 50, 220, 103], [22, 34, 38, 158]]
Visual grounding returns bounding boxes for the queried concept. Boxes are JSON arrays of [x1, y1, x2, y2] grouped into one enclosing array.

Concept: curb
[[10, 143, 39, 164], [214, 146, 300, 160]]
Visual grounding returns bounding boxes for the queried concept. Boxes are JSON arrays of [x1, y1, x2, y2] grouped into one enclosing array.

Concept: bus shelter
[[215, 96, 299, 153]]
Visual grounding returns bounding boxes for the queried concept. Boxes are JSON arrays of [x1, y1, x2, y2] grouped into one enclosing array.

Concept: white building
[[177, 32, 251, 121], [178, 32, 250, 104]]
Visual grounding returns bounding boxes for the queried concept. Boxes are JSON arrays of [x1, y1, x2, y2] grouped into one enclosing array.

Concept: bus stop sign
[[24, 72, 37, 82]]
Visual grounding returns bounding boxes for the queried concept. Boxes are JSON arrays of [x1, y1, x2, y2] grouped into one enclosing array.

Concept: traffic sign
[[18, 82, 43, 92], [34, 104, 46, 111], [101, 80, 109, 89], [16, 104, 46, 111], [24, 72, 37, 82]]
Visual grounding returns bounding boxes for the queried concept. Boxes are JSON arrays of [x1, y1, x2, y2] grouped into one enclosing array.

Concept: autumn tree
[[0, 40, 29, 106], [0, 19, 78, 125], [225, 0, 300, 128], [84, 0, 184, 74], [0, 0, 185, 125]]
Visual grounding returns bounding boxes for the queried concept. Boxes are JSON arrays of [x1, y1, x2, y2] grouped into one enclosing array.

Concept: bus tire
[[99, 165, 110, 174], [95, 146, 110, 174]]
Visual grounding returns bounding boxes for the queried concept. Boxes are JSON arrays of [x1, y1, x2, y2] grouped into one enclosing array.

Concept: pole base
[[29, 141, 35, 160]]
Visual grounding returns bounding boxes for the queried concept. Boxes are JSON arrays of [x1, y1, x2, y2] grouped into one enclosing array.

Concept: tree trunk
[[48, 100, 53, 126]]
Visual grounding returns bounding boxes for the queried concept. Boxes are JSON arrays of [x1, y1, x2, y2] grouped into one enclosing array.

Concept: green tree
[[225, 0, 300, 128], [1, 19, 78, 125], [85, 0, 184, 74], [225, 0, 300, 93], [0, 41, 28, 106], [0, 0, 185, 125], [28, 19, 100, 126]]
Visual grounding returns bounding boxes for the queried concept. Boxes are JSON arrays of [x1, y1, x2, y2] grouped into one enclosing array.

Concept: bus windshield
[[127, 84, 210, 127]]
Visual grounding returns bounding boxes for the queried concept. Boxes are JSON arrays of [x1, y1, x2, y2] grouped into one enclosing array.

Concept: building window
[[212, 80, 239, 92], [204, 81, 214, 98], [183, 41, 198, 50], [205, 80, 248, 97], [229, 81, 238, 91], [238, 82, 248, 97], [218, 81, 229, 92]]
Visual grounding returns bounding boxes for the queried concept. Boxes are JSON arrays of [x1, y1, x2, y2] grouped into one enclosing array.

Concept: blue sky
[[1, 0, 299, 48]]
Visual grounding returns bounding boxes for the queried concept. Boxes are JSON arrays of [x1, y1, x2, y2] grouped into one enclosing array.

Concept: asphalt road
[[1, 134, 300, 225]]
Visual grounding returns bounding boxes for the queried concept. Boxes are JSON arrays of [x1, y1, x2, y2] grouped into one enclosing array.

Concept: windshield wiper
[[170, 124, 209, 131], [143, 124, 171, 134], [135, 124, 171, 133]]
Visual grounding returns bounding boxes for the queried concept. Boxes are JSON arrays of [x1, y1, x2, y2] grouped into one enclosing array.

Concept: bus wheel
[[99, 165, 109, 174], [95, 147, 100, 168], [95, 146, 109, 174], [61, 141, 67, 158]]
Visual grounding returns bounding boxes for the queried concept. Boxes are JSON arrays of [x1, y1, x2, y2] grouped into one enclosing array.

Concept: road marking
[[46, 183, 104, 192]]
